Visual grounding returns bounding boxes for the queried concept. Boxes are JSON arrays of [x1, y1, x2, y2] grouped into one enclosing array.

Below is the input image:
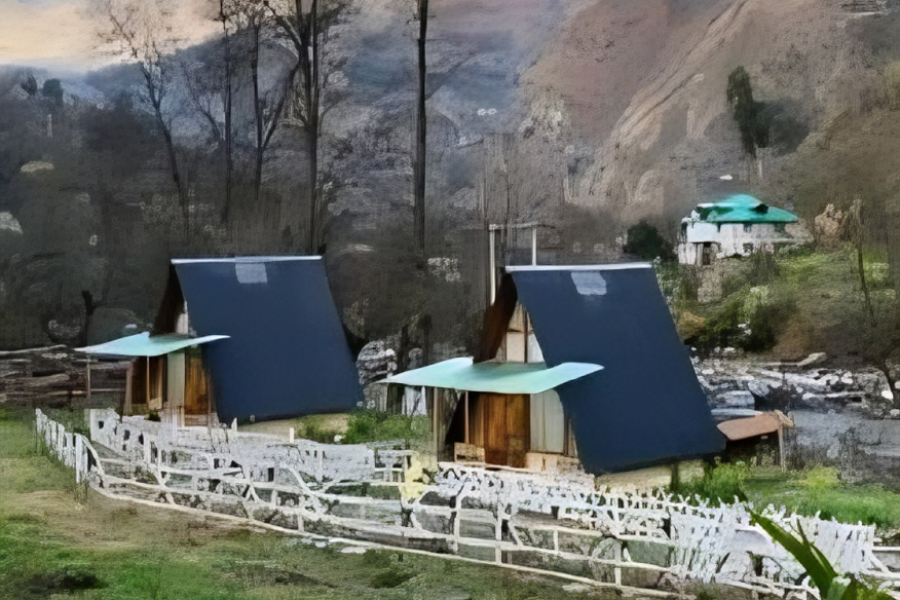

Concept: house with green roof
[[676, 194, 810, 265]]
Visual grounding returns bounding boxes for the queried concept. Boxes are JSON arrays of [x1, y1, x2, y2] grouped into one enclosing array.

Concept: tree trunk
[[251, 27, 264, 206], [857, 229, 874, 323], [80, 290, 100, 347], [305, 0, 321, 256], [220, 12, 234, 225], [413, 0, 428, 256], [306, 120, 319, 254], [876, 360, 900, 409], [159, 116, 189, 242], [223, 81, 233, 224]]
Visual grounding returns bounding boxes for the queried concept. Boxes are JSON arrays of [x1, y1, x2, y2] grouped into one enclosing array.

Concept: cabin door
[[483, 394, 530, 468], [184, 352, 211, 415]]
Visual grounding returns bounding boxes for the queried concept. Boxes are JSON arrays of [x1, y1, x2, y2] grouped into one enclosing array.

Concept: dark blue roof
[[508, 264, 724, 473], [172, 257, 363, 423]]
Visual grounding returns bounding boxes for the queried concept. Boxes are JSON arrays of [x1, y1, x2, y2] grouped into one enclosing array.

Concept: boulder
[[356, 339, 398, 385], [713, 390, 755, 409], [797, 352, 827, 368], [747, 379, 780, 398]]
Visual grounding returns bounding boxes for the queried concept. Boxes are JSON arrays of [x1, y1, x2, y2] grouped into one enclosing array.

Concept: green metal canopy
[[382, 357, 602, 394], [697, 194, 798, 224], [75, 332, 229, 357]]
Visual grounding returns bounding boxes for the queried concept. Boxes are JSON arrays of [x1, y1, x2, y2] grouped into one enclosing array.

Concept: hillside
[[0, 0, 899, 360], [527, 0, 900, 225]]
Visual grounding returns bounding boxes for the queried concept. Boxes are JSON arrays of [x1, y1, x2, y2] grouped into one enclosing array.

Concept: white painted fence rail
[[36, 409, 900, 597]]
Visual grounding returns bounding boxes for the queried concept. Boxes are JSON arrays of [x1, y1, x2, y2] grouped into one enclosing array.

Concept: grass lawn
[[743, 466, 900, 533], [0, 408, 612, 600]]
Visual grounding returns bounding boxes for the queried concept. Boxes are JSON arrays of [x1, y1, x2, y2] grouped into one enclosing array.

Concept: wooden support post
[[523, 310, 529, 363], [124, 362, 133, 415], [489, 228, 496, 304], [85, 356, 91, 402], [464, 390, 470, 445], [145, 356, 150, 409], [432, 388, 440, 458], [778, 424, 785, 473]]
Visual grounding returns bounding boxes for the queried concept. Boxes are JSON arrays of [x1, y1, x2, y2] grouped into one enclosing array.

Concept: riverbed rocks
[[695, 354, 895, 417], [697, 353, 900, 489]]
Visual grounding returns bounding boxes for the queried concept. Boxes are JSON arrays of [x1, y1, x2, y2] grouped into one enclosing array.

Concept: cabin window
[[743, 243, 754, 254], [571, 271, 606, 296], [234, 262, 268, 284], [743, 223, 753, 233], [701, 243, 712, 266], [530, 390, 565, 453]]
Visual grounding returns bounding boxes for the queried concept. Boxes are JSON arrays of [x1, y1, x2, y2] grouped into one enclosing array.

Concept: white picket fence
[[35, 409, 900, 597]]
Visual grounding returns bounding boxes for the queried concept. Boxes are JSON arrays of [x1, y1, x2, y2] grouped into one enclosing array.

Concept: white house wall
[[678, 222, 811, 265], [684, 221, 721, 243]]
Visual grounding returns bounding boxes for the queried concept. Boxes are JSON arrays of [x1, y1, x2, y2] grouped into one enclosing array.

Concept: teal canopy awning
[[697, 194, 798, 224], [75, 332, 229, 357], [382, 357, 602, 395]]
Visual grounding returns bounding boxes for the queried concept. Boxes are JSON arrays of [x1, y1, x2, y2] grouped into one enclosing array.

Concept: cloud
[[0, 0, 97, 69], [0, 0, 219, 71]]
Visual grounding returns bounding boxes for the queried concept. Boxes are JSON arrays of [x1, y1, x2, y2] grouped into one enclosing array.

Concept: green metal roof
[[696, 194, 798, 224], [75, 332, 229, 357], [382, 357, 602, 394]]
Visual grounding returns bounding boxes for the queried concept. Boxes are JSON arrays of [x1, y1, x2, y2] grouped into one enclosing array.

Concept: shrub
[[623, 221, 675, 261], [752, 510, 892, 600], [691, 295, 744, 352], [672, 458, 749, 505], [343, 409, 430, 448], [742, 289, 797, 352], [301, 418, 341, 444], [799, 466, 840, 493], [690, 285, 796, 354]]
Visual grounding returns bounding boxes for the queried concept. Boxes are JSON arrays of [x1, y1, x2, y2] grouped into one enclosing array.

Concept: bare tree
[[184, 0, 242, 224], [847, 196, 900, 405], [243, 5, 297, 206], [413, 0, 428, 255], [97, 0, 191, 240], [261, 0, 349, 255]]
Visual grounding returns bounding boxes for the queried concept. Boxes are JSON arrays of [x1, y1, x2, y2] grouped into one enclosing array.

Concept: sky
[[0, 0, 218, 72]]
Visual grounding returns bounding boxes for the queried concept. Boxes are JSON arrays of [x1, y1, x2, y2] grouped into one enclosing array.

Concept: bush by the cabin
[[301, 415, 345, 444], [671, 458, 749, 505], [343, 410, 430, 448], [687, 284, 796, 354]]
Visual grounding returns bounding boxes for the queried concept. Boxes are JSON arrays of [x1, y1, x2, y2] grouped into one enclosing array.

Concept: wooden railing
[[36, 409, 900, 598]]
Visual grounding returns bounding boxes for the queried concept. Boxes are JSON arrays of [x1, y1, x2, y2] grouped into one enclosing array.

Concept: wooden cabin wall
[[126, 351, 211, 417], [470, 394, 485, 447], [184, 351, 211, 415], [475, 274, 518, 362], [450, 392, 579, 465], [131, 356, 165, 411], [483, 394, 529, 468]]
